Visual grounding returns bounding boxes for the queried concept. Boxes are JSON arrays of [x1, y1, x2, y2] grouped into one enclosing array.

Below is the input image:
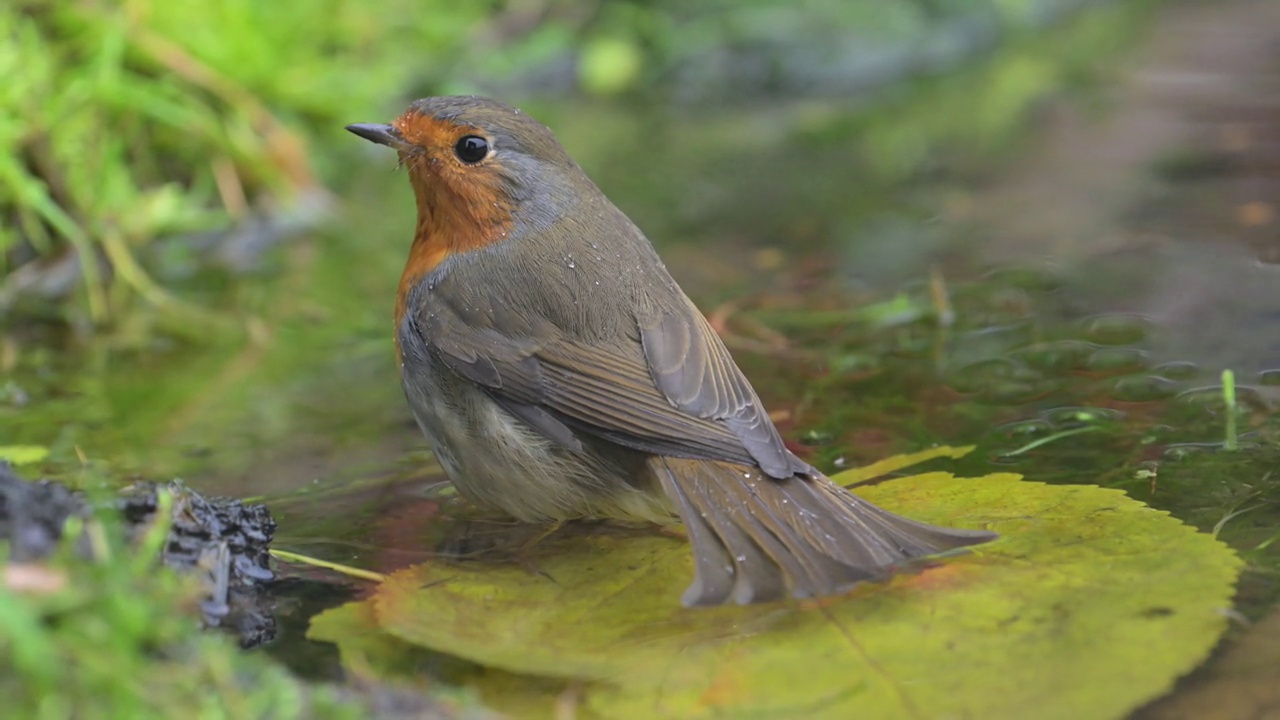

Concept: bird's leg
[[519, 519, 568, 554]]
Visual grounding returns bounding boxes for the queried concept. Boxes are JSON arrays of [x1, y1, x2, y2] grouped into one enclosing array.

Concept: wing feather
[[410, 277, 808, 478]]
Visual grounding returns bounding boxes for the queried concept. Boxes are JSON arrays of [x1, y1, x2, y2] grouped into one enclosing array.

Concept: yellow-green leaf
[[0, 445, 48, 465], [310, 470, 1240, 720]]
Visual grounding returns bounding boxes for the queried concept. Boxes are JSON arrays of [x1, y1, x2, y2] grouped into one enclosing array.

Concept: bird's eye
[[454, 135, 490, 164]]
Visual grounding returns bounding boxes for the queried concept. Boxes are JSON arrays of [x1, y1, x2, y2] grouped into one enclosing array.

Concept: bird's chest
[[396, 345, 483, 477], [396, 330, 582, 520]]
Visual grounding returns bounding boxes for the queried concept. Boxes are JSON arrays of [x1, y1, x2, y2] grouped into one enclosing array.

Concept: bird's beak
[[345, 123, 413, 152]]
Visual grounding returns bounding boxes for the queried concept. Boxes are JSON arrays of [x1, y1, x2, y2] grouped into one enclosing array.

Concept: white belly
[[403, 365, 669, 524]]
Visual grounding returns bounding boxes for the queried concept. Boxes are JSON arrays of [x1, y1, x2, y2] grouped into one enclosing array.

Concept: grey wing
[[639, 302, 811, 479], [404, 302, 763, 467]]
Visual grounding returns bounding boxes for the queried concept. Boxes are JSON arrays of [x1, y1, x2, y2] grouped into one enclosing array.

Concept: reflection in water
[[935, 0, 1280, 376]]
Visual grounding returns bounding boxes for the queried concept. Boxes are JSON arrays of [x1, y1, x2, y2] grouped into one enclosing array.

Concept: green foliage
[[0, 0, 487, 322], [578, 36, 644, 95], [0, 445, 48, 465], [1221, 369, 1239, 450]]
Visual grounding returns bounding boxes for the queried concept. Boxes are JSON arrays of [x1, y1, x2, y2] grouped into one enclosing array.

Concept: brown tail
[[648, 456, 996, 606]]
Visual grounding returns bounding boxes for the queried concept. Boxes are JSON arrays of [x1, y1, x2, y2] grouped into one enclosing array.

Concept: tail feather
[[677, 468, 863, 604], [649, 456, 996, 606]]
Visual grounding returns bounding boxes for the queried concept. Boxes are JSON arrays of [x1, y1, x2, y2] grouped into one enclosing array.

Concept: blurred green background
[[1, 0, 1148, 325]]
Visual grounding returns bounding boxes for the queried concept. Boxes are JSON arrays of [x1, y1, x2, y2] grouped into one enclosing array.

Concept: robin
[[347, 97, 995, 606]]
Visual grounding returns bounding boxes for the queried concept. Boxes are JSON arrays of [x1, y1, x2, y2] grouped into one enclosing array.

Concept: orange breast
[[390, 109, 518, 353]]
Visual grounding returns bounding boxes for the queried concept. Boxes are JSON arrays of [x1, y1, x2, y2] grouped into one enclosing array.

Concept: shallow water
[[6, 0, 1280, 714]]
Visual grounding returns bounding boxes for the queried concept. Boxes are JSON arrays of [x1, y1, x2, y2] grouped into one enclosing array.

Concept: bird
[[346, 96, 996, 606]]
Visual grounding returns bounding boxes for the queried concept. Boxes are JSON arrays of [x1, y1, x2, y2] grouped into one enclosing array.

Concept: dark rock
[[122, 480, 280, 648], [0, 463, 279, 648], [0, 463, 89, 561]]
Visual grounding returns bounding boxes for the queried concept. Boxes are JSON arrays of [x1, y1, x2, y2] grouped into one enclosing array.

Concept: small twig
[[211, 156, 249, 218], [98, 229, 207, 317], [554, 680, 584, 720], [928, 265, 954, 327], [1212, 503, 1266, 539], [999, 426, 1100, 458], [269, 549, 386, 583]]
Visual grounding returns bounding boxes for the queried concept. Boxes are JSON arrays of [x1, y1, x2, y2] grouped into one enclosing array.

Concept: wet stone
[[0, 465, 90, 562], [1175, 384, 1267, 413], [981, 378, 1058, 405], [1152, 361, 1201, 381], [946, 358, 1033, 394], [1080, 313, 1152, 346], [949, 322, 1038, 361], [1175, 385, 1230, 411], [1084, 347, 1148, 374], [0, 463, 278, 648], [995, 418, 1053, 439], [1013, 340, 1094, 373], [121, 480, 279, 648], [1041, 406, 1123, 429], [1162, 443, 1220, 461], [1111, 374, 1180, 402], [981, 265, 1063, 293], [1140, 424, 1177, 445]]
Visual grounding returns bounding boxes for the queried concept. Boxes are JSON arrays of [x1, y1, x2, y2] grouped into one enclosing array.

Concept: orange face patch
[[391, 110, 517, 326]]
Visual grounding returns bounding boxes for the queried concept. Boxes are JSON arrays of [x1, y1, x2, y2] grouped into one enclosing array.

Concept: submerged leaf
[[311, 469, 1240, 720]]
